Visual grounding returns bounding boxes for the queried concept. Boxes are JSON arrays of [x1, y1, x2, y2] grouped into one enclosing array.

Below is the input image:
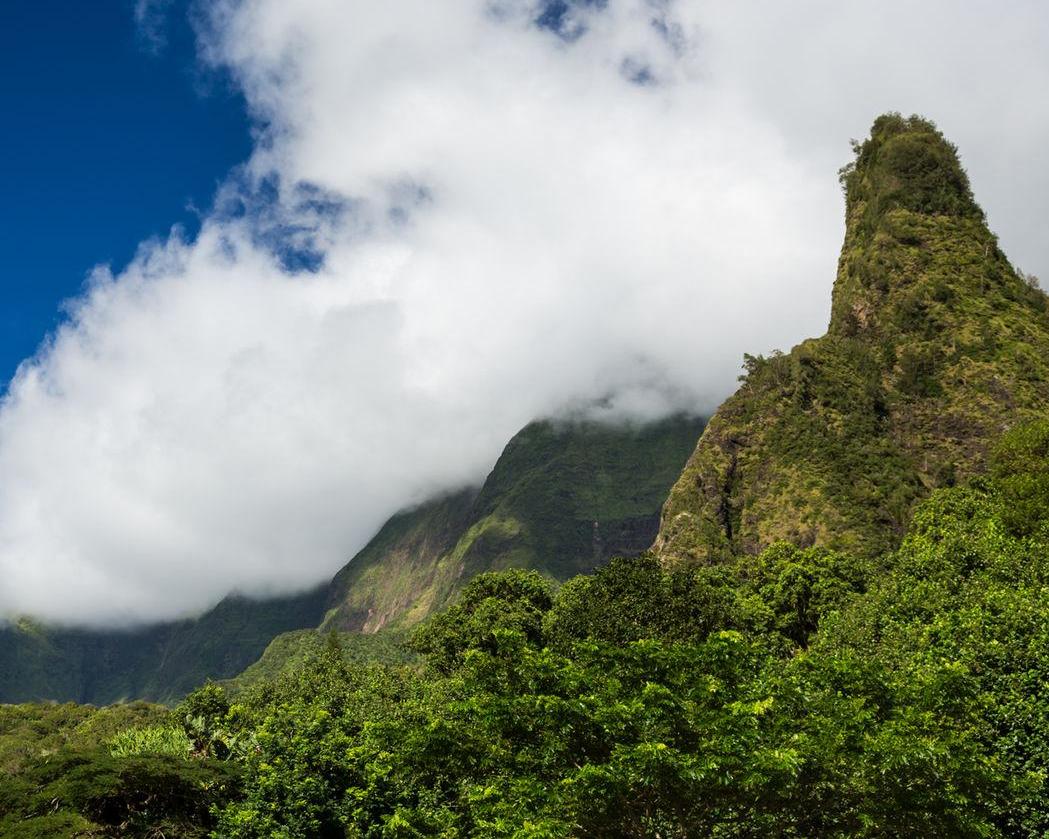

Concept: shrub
[[177, 682, 234, 758], [108, 725, 190, 758], [991, 419, 1049, 536]]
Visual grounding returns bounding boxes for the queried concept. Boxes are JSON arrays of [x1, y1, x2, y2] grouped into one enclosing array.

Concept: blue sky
[[0, 0, 250, 384]]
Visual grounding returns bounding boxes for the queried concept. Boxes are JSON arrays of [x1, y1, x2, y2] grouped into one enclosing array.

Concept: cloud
[[134, 0, 177, 53], [2, 0, 1047, 625]]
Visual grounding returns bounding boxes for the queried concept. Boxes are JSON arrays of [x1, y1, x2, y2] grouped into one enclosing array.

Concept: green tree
[[991, 419, 1049, 536], [410, 569, 554, 674]]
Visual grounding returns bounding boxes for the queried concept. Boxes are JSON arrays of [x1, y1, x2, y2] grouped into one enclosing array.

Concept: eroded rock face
[[655, 114, 1049, 567]]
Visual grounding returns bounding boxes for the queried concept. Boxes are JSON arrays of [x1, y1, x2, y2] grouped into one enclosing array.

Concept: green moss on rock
[[657, 114, 1049, 566]]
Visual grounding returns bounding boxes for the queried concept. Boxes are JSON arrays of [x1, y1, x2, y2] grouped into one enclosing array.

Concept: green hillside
[[0, 586, 326, 705], [221, 628, 416, 694], [657, 114, 1049, 566], [199, 422, 1049, 836], [228, 414, 705, 684], [321, 414, 705, 633], [11, 416, 1045, 837]]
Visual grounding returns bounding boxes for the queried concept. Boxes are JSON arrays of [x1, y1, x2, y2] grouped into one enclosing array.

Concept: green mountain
[[0, 414, 703, 704], [319, 414, 705, 634], [656, 114, 1049, 566], [0, 587, 327, 705]]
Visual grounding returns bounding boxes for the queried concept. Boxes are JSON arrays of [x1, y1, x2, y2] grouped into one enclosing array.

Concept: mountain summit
[[656, 114, 1049, 565]]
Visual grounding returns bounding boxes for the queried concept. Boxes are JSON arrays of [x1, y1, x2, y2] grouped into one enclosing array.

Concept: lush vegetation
[[221, 628, 417, 694], [5, 419, 1048, 836], [0, 699, 239, 837], [205, 426, 1048, 837]]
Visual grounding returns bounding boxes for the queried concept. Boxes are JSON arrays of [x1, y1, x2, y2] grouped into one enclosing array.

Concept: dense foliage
[[0, 700, 240, 837], [211, 420, 1049, 837]]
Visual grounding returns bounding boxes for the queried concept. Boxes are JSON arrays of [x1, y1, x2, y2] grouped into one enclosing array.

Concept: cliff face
[[322, 414, 705, 632], [656, 114, 1049, 566]]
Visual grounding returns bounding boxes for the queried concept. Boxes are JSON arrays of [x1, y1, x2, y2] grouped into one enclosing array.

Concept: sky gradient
[[0, 0, 250, 383]]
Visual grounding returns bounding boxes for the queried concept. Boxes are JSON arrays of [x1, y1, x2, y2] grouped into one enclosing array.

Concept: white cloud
[[2, 0, 1047, 625]]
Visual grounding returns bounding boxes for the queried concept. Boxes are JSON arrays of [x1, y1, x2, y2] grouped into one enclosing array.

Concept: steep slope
[[656, 114, 1049, 566], [1, 414, 703, 703], [321, 414, 706, 632], [0, 586, 326, 705], [319, 489, 478, 632], [135, 586, 328, 702]]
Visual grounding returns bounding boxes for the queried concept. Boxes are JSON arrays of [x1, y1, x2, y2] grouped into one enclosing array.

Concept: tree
[[991, 419, 1049, 536]]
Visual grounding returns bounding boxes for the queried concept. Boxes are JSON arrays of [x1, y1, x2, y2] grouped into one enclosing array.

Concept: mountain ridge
[[0, 413, 704, 703], [320, 413, 705, 633], [0, 585, 327, 704]]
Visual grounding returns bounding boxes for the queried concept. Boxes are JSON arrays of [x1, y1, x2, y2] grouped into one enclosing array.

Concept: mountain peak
[[840, 113, 982, 223], [656, 115, 1049, 567], [829, 113, 994, 339]]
